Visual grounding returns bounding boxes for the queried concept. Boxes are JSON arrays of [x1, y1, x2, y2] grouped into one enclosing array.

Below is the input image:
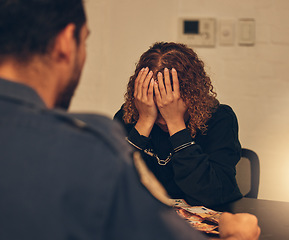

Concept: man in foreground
[[0, 0, 260, 239]]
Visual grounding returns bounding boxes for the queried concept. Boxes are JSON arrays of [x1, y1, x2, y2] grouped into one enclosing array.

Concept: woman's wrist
[[166, 119, 186, 136], [135, 118, 155, 137]]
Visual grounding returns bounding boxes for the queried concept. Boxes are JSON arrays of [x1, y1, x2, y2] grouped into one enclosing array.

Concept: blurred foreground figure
[[0, 0, 259, 239]]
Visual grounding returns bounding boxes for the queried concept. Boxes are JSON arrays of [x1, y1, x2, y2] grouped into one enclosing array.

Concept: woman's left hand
[[154, 68, 188, 136]]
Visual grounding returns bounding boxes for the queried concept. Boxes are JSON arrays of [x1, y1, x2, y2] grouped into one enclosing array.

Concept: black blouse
[[114, 104, 243, 207]]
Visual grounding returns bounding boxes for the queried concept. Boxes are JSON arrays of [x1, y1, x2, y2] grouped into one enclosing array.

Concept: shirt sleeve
[[113, 107, 150, 150], [169, 107, 242, 207], [103, 158, 208, 240]]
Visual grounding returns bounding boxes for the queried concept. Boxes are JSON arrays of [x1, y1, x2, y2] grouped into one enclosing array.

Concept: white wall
[[70, 0, 289, 202]]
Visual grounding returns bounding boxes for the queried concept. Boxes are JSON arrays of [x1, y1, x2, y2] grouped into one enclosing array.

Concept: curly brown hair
[[123, 42, 219, 137]]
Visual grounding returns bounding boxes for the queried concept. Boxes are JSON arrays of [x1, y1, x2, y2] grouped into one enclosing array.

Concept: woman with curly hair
[[114, 42, 242, 207]]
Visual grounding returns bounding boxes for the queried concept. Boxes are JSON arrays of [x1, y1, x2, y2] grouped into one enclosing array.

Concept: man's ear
[[51, 24, 76, 63]]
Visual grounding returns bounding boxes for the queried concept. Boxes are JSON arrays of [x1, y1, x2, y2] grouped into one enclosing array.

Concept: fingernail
[[172, 68, 176, 72], [149, 71, 153, 75], [164, 68, 168, 72], [158, 72, 162, 76]]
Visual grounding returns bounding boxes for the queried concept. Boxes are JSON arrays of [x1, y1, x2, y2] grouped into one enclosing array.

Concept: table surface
[[212, 197, 289, 240]]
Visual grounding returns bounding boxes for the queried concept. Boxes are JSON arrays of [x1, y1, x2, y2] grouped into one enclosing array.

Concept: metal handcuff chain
[[126, 137, 195, 166]]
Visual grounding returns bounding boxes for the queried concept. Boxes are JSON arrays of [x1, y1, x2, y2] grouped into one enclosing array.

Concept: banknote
[[172, 199, 222, 235]]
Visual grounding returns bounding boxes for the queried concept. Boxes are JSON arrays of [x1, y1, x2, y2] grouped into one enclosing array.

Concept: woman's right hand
[[134, 67, 157, 137]]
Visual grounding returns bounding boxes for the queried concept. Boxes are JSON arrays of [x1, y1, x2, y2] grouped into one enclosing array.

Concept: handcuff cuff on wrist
[[126, 137, 195, 166]]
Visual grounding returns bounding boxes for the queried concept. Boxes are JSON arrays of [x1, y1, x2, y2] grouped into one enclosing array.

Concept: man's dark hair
[[0, 0, 86, 62]]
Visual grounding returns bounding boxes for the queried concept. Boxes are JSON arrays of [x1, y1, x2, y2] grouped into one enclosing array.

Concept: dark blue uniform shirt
[[0, 78, 207, 240]]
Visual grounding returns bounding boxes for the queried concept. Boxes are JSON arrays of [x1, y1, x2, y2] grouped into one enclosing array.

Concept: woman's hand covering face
[[154, 68, 188, 135], [134, 67, 158, 123], [133, 68, 158, 136], [134, 67, 187, 136]]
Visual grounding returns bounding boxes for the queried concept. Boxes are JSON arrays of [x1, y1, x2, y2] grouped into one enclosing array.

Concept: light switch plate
[[219, 19, 235, 46], [238, 19, 255, 46]]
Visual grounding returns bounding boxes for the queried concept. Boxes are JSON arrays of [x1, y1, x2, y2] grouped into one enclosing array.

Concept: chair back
[[236, 148, 260, 198]]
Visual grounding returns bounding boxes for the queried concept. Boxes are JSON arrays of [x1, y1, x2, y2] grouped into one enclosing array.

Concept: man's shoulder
[[56, 111, 131, 157], [69, 112, 120, 133], [46, 110, 125, 138], [10, 107, 132, 163]]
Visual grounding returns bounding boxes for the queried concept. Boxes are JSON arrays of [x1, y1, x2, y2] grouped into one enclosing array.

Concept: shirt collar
[[0, 77, 46, 109]]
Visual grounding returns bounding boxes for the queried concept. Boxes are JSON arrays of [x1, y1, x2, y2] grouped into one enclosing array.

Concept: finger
[[256, 227, 261, 239], [153, 80, 162, 104], [136, 67, 149, 99], [142, 70, 153, 99], [164, 67, 172, 93], [157, 71, 166, 98], [171, 68, 180, 97], [147, 78, 154, 101], [134, 68, 144, 97]]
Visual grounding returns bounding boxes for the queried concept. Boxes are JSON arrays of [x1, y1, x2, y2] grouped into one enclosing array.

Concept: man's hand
[[218, 212, 261, 240], [154, 68, 187, 136], [134, 67, 158, 137]]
